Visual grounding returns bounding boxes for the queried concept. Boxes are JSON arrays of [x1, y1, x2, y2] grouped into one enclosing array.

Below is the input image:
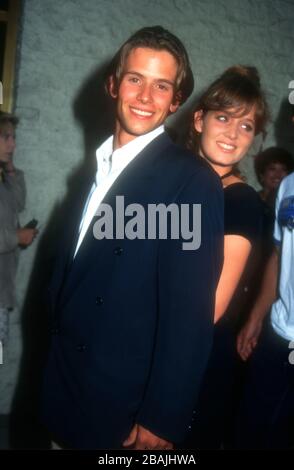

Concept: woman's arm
[[214, 234, 251, 323], [237, 247, 279, 360]]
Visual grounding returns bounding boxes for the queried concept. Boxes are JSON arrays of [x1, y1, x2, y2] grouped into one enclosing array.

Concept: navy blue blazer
[[41, 133, 224, 449]]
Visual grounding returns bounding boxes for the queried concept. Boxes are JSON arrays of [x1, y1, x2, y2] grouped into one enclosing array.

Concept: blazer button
[[114, 246, 123, 255], [96, 296, 104, 305], [76, 344, 87, 352]]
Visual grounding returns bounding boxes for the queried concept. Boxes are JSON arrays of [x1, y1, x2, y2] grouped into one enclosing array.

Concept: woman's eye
[[241, 123, 254, 132], [216, 115, 227, 122]]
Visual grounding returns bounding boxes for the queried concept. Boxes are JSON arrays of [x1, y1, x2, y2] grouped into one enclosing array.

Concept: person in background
[[252, 147, 294, 300], [236, 109, 294, 450], [236, 171, 294, 448], [0, 111, 37, 354], [254, 147, 294, 209], [181, 65, 269, 449]]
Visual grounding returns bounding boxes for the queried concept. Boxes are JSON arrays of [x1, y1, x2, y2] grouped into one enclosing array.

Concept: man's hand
[[122, 424, 173, 450], [237, 315, 263, 361], [17, 227, 38, 247]]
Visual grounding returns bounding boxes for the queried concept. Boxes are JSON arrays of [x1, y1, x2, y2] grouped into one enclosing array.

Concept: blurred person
[[236, 110, 294, 449], [252, 147, 294, 303], [255, 147, 293, 207], [236, 171, 294, 448], [0, 111, 37, 352]]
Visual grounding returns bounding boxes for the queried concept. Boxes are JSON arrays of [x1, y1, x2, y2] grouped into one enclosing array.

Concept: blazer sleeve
[[136, 166, 224, 443]]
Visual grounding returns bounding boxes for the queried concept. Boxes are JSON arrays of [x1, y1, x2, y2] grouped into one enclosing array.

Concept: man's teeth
[[131, 108, 153, 117]]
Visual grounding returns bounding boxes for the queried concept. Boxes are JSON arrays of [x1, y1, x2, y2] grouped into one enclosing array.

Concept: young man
[[0, 112, 37, 352], [41, 26, 224, 449]]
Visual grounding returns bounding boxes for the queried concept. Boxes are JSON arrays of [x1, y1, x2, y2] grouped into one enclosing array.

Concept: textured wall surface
[[1, 0, 294, 415]]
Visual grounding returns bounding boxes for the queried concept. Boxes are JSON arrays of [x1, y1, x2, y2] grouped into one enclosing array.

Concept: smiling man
[[41, 26, 224, 450]]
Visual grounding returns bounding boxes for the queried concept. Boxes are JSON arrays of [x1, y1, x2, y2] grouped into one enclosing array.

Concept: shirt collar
[[95, 125, 165, 180]]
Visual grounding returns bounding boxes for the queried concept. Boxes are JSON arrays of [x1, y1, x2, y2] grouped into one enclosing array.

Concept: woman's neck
[[214, 165, 233, 178], [198, 149, 233, 178], [206, 162, 242, 187]]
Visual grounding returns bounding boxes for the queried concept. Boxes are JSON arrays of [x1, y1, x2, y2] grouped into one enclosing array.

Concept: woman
[[254, 147, 294, 259], [183, 65, 269, 449], [254, 146, 294, 207]]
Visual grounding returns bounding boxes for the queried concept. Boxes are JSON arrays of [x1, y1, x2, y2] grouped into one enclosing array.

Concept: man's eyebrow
[[124, 71, 175, 86]]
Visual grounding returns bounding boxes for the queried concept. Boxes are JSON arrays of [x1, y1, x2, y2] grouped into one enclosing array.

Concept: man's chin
[[127, 124, 158, 137]]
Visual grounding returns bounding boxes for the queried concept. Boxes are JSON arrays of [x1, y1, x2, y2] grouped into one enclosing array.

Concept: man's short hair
[[105, 25, 194, 105], [0, 111, 19, 133]]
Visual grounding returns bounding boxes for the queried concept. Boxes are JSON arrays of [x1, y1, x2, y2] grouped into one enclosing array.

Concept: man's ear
[[108, 75, 118, 99], [194, 110, 204, 133], [169, 91, 182, 114]]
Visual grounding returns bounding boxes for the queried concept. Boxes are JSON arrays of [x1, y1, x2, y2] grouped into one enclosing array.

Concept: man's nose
[[137, 83, 153, 103]]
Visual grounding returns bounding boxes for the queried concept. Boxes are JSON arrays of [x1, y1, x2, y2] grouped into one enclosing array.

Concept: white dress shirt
[[74, 125, 165, 257]]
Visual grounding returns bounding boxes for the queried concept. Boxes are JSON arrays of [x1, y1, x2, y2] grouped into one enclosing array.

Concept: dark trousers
[[235, 320, 294, 449]]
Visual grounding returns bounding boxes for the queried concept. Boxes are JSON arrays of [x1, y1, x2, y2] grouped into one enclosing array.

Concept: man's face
[[109, 47, 180, 148], [0, 123, 16, 163]]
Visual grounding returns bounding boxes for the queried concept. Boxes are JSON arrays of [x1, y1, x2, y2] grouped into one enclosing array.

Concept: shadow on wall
[[274, 98, 294, 155], [9, 62, 115, 449]]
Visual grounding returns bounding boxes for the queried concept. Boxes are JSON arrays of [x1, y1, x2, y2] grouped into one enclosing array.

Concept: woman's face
[[261, 162, 288, 192], [194, 107, 256, 174]]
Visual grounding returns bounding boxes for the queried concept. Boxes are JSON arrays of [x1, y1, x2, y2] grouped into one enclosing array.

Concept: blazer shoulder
[[165, 140, 220, 183]]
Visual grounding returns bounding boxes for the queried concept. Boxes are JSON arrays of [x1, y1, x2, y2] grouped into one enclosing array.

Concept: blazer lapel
[[57, 132, 173, 309], [49, 175, 94, 309]]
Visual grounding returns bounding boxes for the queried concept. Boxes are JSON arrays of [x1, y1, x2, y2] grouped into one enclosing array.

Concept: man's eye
[[156, 83, 169, 91], [128, 76, 140, 84]]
